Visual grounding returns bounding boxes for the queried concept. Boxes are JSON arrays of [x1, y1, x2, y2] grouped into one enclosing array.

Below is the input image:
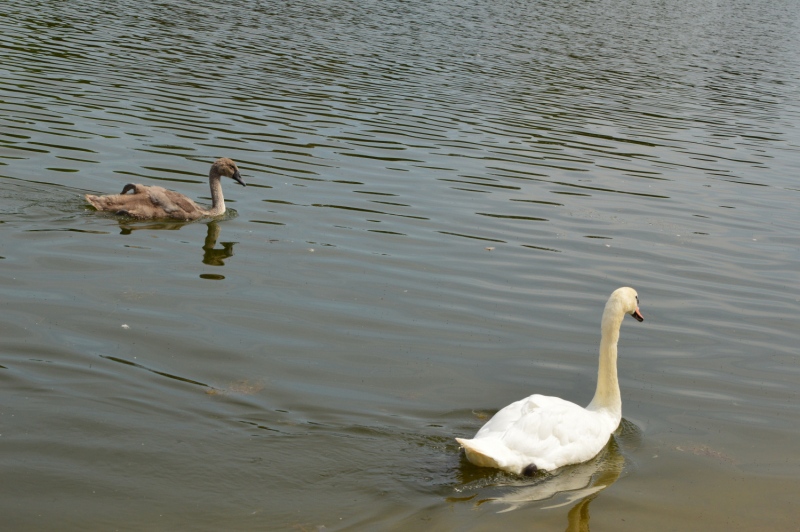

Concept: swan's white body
[[456, 287, 643, 475]]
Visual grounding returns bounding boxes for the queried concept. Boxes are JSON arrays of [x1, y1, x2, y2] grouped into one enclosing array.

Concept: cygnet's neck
[[207, 169, 225, 216], [587, 301, 624, 415]]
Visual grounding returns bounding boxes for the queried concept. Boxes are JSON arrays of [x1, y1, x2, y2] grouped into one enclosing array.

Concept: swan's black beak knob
[[232, 170, 246, 187], [632, 308, 644, 322]]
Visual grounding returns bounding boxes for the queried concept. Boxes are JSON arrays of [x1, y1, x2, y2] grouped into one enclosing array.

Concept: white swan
[[85, 158, 245, 220], [456, 287, 643, 475]]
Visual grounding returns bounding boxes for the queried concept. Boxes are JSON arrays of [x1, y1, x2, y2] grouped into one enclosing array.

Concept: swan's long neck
[[588, 300, 624, 414], [208, 169, 225, 216]]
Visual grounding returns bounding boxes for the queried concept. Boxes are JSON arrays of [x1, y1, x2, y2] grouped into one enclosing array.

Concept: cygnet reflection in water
[[85, 158, 246, 220], [118, 222, 184, 235], [201, 222, 236, 266], [115, 221, 237, 266]]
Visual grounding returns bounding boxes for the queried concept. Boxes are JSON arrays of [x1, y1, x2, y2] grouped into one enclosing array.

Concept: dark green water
[[1, 0, 799, 530]]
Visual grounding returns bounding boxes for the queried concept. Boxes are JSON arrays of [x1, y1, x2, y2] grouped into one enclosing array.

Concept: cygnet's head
[[608, 287, 644, 322], [212, 157, 246, 186]]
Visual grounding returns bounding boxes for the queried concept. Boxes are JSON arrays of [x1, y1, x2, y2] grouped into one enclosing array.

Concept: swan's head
[[608, 287, 644, 322], [212, 157, 246, 187]]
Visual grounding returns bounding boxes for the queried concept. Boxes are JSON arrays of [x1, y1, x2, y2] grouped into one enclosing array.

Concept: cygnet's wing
[[86, 185, 143, 212], [86, 185, 204, 220], [146, 187, 204, 219]]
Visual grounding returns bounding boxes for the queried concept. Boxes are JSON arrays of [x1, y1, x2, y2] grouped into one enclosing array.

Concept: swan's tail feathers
[[456, 437, 506, 470], [85, 194, 104, 210], [85, 193, 130, 212]]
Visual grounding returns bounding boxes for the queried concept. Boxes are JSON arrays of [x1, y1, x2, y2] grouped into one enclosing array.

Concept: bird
[[456, 287, 644, 475], [85, 158, 246, 220]]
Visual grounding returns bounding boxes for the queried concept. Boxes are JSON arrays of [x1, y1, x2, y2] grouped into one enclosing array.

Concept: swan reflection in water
[[118, 221, 237, 267], [491, 439, 624, 526], [118, 221, 184, 235], [201, 222, 236, 266], [457, 420, 640, 531]]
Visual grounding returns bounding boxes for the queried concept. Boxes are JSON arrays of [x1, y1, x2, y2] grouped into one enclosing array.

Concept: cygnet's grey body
[[85, 158, 245, 220]]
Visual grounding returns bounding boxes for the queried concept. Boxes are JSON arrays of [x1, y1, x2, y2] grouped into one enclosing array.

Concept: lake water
[[1, 0, 799, 530]]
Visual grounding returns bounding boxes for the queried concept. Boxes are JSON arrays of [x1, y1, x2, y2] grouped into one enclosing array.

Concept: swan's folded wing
[[86, 189, 159, 218], [502, 399, 611, 469], [474, 394, 576, 439], [470, 395, 609, 469], [473, 396, 534, 437], [147, 187, 203, 219]]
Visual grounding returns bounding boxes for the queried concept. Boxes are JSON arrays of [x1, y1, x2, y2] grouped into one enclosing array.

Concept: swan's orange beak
[[632, 307, 644, 322]]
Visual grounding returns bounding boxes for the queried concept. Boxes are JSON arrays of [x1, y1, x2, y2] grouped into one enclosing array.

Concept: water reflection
[[117, 220, 237, 267], [118, 222, 184, 235], [492, 442, 624, 531], [452, 420, 641, 529], [201, 222, 236, 267]]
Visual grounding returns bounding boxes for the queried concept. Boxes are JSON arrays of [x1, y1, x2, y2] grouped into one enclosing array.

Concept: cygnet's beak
[[632, 307, 644, 322], [232, 170, 246, 187]]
